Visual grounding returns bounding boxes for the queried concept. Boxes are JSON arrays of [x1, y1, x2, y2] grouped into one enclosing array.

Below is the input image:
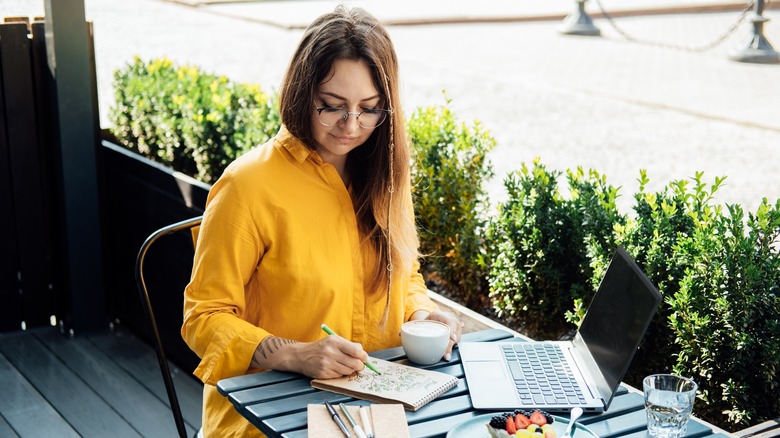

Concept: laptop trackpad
[[465, 361, 519, 408]]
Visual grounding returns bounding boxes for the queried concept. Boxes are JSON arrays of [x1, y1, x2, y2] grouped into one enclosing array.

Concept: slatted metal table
[[217, 329, 729, 438]]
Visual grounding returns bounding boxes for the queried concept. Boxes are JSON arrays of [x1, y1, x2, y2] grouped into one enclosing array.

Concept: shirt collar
[[276, 126, 322, 164]]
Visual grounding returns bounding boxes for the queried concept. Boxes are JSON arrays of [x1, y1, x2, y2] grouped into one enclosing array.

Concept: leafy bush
[[587, 171, 711, 386], [109, 57, 280, 183], [408, 97, 495, 309], [486, 159, 623, 340], [669, 198, 780, 428], [490, 166, 780, 430], [585, 171, 780, 430]]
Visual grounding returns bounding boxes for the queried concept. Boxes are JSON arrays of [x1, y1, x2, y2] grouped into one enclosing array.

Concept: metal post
[[730, 0, 780, 63], [560, 0, 601, 36]]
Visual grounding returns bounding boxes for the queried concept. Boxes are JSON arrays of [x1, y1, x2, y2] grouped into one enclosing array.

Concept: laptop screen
[[578, 247, 661, 400]]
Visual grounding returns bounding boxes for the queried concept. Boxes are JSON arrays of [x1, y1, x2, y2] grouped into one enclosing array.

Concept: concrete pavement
[[3, 0, 779, 214], [172, 0, 772, 29]]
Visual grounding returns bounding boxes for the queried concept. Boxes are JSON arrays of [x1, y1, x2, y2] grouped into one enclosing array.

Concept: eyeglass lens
[[317, 107, 388, 128]]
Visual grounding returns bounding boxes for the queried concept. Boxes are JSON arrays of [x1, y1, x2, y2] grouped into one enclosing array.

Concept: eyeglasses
[[315, 105, 391, 129]]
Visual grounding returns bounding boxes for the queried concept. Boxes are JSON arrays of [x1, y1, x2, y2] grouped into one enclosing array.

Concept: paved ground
[[3, 0, 779, 213]]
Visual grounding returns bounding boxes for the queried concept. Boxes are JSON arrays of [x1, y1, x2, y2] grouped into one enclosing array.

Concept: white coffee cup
[[401, 320, 451, 365]]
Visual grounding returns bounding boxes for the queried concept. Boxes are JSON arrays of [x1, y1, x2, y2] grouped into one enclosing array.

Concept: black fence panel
[[31, 21, 66, 322], [101, 140, 208, 373], [0, 26, 22, 332], [0, 21, 58, 330]]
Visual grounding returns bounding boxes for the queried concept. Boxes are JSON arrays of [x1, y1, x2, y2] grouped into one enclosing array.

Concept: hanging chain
[[590, 0, 755, 52]]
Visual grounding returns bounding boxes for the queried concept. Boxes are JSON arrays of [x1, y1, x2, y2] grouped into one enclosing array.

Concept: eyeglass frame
[[314, 103, 393, 129]]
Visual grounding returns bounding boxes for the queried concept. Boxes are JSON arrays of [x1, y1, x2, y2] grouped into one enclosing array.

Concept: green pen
[[321, 323, 382, 375]]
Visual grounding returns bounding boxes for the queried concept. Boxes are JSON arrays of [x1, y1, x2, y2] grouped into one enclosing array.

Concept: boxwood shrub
[[408, 97, 495, 309], [580, 171, 779, 430], [669, 198, 780, 427], [109, 57, 280, 183], [486, 159, 623, 340], [587, 170, 708, 388]]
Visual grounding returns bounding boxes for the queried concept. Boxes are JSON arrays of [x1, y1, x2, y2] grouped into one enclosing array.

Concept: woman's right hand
[[253, 334, 369, 379], [293, 335, 370, 378]]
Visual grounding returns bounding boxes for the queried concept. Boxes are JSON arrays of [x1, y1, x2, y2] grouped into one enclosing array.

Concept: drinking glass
[[643, 374, 698, 438]]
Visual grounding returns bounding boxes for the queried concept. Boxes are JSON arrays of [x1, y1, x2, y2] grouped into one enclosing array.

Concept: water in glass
[[645, 391, 694, 437], [643, 374, 697, 438]]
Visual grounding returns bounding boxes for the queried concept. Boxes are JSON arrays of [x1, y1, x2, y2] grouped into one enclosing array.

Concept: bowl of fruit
[[446, 409, 597, 438]]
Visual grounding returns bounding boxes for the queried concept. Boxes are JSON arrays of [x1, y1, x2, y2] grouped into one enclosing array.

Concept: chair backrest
[[135, 216, 203, 438]]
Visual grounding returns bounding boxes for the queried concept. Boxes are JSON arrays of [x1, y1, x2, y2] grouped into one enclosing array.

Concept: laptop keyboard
[[502, 343, 587, 406]]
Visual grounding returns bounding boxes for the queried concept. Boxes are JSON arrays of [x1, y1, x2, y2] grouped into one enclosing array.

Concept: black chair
[[135, 216, 203, 438]]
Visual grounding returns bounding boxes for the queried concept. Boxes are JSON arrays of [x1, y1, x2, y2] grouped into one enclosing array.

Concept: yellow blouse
[[182, 127, 438, 437]]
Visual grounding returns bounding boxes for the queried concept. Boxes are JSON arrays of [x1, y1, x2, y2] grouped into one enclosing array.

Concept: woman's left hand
[[413, 309, 463, 361]]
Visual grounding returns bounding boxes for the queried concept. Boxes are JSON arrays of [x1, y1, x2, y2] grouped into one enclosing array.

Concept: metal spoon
[[563, 407, 584, 438]]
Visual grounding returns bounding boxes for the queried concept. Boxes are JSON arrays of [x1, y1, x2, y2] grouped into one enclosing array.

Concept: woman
[[182, 6, 462, 437]]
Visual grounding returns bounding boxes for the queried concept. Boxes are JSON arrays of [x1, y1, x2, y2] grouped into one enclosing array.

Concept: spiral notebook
[[310, 358, 457, 411]]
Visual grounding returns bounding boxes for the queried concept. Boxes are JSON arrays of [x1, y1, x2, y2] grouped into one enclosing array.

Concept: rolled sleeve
[[182, 166, 269, 385]]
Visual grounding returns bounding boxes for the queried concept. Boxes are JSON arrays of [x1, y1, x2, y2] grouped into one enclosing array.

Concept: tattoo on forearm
[[257, 342, 268, 360], [254, 336, 297, 365]]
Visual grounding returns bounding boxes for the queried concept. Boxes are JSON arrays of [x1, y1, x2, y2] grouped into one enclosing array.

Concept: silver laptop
[[460, 246, 661, 413]]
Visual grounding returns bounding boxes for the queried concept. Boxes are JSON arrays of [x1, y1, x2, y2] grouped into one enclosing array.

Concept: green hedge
[[485, 159, 624, 340], [408, 97, 495, 309], [109, 57, 280, 183], [489, 166, 780, 430], [587, 171, 711, 387], [109, 57, 779, 432]]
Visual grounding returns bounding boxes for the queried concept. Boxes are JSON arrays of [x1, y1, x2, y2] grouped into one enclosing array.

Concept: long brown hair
[[279, 6, 418, 314]]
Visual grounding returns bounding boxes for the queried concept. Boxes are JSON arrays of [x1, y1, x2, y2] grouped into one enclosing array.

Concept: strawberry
[[530, 410, 548, 426], [515, 412, 532, 429], [506, 416, 518, 434]]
